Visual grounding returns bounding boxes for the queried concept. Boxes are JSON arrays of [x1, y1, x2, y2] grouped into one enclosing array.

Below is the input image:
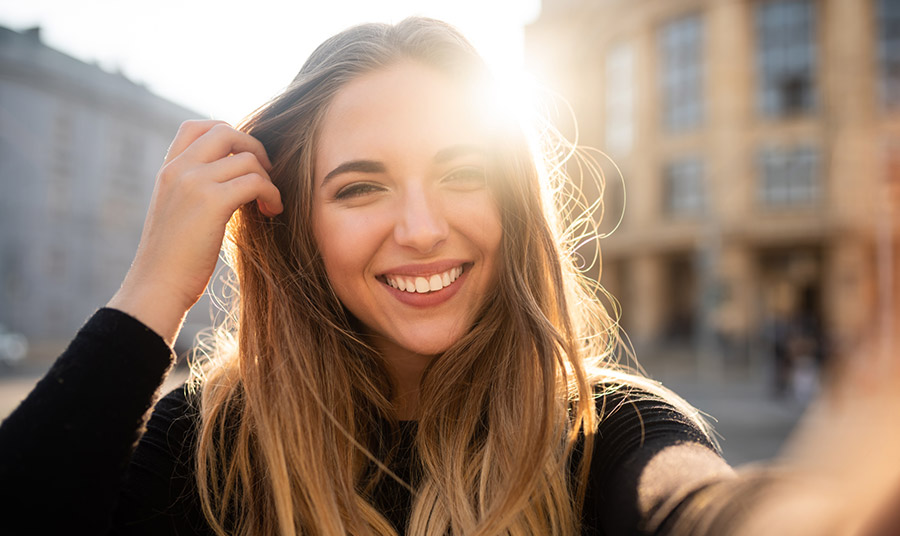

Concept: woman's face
[[312, 61, 502, 360]]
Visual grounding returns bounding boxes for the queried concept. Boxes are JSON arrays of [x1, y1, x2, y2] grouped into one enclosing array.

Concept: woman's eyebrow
[[433, 144, 486, 163], [322, 160, 386, 184], [322, 145, 484, 185]]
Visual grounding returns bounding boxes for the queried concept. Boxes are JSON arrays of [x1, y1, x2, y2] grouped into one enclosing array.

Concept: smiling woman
[[1, 14, 899, 536], [203, 21, 604, 533]]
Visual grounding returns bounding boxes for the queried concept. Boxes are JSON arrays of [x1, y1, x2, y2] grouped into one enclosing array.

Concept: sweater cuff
[[82, 307, 175, 372], [33, 307, 176, 426]]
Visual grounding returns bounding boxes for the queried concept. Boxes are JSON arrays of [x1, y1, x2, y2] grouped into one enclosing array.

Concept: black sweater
[[0, 309, 757, 535]]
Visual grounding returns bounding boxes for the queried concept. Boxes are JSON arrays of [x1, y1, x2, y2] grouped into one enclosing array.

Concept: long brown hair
[[191, 17, 684, 535]]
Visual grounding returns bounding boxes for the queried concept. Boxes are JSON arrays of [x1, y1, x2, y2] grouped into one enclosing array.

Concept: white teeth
[[415, 277, 429, 293], [428, 274, 442, 290], [384, 265, 464, 294]]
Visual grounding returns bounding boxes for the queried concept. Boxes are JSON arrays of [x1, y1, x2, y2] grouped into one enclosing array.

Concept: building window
[[757, 146, 820, 206], [108, 131, 144, 199], [659, 14, 704, 131], [664, 158, 705, 215], [879, 0, 900, 108], [605, 43, 635, 154], [49, 109, 75, 216], [755, 0, 817, 117]]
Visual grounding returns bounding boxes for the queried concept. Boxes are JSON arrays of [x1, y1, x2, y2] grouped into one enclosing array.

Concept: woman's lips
[[378, 263, 471, 307]]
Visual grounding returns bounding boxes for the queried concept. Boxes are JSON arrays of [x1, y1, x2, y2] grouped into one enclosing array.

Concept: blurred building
[[527, 0, 900, 368], [0, 26, 206, 358]]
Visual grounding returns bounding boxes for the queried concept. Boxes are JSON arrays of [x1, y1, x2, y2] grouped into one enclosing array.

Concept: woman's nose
[[393, 187, 449, 253]]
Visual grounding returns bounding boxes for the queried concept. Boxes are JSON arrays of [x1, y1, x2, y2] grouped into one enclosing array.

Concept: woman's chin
[[363, 329, 459, 362], [400, 339, 455, 359]]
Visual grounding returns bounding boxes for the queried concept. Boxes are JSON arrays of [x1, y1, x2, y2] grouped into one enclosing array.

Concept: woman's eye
[[334, 182, 383, 200], [443, 167, 487, 188]]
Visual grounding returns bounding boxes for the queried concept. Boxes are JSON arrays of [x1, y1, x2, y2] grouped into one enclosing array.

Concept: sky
[[0, 0, 542, 124]]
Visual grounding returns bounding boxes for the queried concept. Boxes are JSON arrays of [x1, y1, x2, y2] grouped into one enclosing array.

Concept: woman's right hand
[[107, 120, 283, 346]]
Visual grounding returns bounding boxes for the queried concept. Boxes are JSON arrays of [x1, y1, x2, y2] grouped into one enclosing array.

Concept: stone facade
[[0, 26, 208, 357], [526, 0, 900, 366]]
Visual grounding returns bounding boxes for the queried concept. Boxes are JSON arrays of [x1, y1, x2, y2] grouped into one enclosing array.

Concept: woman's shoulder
[[115, 382, 210, 532], [141, 375, 245, 460], [130, 382, 203, 467], [153, 382, 202, 425], [586, 374, 718, 463], [579, 374, 731, 534]]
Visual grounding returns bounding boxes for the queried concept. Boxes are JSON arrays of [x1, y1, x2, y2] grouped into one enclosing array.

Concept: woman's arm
[[0, 120, 282, 535], [592, 346, 900, 535], [582, 388, 735, 534], [0, 308, 174, 535], [725, 342, 900, 536]]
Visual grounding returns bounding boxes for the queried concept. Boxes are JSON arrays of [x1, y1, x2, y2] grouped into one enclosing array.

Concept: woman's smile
[[312, 61, 502, 361], [378, 261, 471, 308], [381, 263, 466, 294]]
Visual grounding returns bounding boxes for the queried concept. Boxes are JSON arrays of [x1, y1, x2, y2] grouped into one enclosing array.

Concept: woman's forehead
[[314, 62, 491, 179]]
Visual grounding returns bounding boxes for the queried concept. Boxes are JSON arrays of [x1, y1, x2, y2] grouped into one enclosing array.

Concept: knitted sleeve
[[0, 308, 174, 536]]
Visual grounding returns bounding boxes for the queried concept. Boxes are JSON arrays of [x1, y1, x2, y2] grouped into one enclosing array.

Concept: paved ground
[[0, 352, 808, 468]]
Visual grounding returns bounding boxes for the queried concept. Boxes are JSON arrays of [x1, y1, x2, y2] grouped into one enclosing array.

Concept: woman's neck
[[371, 338, 435, 420]]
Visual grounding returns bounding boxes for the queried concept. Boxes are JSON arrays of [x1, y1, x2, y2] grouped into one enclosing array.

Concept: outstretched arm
[[594, 345, 900, 535]]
